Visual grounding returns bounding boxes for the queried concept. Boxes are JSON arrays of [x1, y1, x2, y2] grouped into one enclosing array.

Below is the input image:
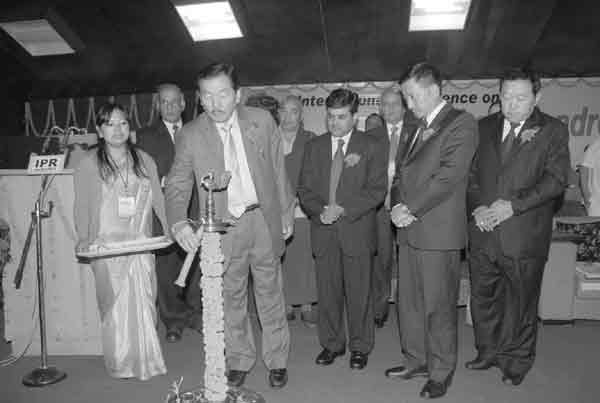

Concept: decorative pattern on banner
[[23, 77, 600, 164]]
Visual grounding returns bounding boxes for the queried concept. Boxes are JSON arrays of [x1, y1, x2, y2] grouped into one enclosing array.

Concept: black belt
[[244, 203, 260, 213]]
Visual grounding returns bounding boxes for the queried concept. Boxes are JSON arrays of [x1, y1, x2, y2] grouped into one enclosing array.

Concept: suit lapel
[[492, 113, 504, 161], [203, 116, 225, 172], [237, 107, 264, 193], [338, 130, 361, 193], [501, 107, 546, 169], [322, 133, 333, 199], [158, 121, 175, 158], [398, 122, 419, 165], [406, 103, 453, 163]]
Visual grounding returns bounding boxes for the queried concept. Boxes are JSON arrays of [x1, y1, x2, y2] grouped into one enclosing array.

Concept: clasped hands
[[391, 204, 417, 228], [473, 199, 513, 232], [320, 204, 345, 225]]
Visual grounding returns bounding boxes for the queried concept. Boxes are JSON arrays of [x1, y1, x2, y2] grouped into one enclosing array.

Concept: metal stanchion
[[21, 188, 66, 387]]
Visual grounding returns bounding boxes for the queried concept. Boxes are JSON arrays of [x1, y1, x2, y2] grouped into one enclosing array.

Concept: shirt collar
[[425, 100, 446, 127], [215, 111, 238, 133], [503, 118, 526, 134], [386, 120, 403, 133], [332, 129, 353, 145], [163, 119, 182, 132]]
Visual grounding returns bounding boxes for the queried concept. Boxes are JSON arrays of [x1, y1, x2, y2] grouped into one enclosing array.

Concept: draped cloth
[[91, 174, 166, 381]]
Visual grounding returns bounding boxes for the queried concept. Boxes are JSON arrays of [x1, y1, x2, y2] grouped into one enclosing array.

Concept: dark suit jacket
[[364, 120, 420, 168], [297, 130, 387, 257], [365, 121, 420, 246], [165, 106, 295, 258], [390, 103, 478, 250], [136, 120, 175, 179], [284, 128, 315, 194], [467, 108, 570, 258]]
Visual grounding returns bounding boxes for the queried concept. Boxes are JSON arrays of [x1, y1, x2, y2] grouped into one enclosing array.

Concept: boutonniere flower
[[344, 153, 361, 167], [520, 126, 540, 143], [421, 127, 437, 141]]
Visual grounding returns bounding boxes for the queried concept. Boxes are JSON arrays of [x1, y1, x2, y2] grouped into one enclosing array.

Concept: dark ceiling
[[2, 0, 600, 100]]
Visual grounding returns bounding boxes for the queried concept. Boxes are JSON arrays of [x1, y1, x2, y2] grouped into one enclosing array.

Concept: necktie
[[171, 124, 179, 143], [385, 126, 401, 208], [329, 139, 345, 204], [389, 125, 401, 165], [223, 125, 245, 217], [501, 122, 520, 163]]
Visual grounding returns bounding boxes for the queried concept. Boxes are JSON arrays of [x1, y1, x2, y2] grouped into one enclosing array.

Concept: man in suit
[[136, 84, 202, 343], [298, 89, 387, 370], [365, 87, 412, 329], [467, 68, 570, 386], [365, 113, 384, 131], [165, 62, 294, 389], [386, 63, 478, 399]]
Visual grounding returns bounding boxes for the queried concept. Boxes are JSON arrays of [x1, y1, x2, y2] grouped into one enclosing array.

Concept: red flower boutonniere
[[520, 126, 540, 143], [344, 153, 361, 167]]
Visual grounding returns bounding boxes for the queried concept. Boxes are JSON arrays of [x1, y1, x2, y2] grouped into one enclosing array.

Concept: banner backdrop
[[24, 77, 600, 165]]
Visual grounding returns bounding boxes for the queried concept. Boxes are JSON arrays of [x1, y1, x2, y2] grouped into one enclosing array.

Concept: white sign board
[[27, 153, 66, 175]]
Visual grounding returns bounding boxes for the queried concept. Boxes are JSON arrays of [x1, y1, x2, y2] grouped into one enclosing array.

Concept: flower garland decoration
[[199, 232, 228, 402]]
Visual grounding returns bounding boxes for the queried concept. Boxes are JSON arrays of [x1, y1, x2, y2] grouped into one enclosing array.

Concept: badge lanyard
[[110, 153, 136, 218]]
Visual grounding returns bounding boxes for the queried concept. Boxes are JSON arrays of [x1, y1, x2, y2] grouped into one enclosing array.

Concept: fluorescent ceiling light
[[409, 0, 472, 31], [0, 19, 75, 56], [175, 1, 243, 41]]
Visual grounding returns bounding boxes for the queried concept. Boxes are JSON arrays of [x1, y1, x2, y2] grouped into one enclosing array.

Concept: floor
[[1, 308, 598, 403]]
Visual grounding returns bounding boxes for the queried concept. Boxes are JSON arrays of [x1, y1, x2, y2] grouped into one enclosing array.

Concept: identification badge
[[117, 196, 136, 218]]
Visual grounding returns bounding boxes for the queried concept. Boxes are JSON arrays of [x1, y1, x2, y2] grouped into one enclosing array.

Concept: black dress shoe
[[315, 348, 346, 365], [502, 371, 524, 386], [165, 328, 182, 343], [349, 351, 368, 370], [385, 365, 429, 379], [419, 379, 449, 399], [226, 370, 248, 387], [465, 356, 496, 370], [268, 368, 288, 388]]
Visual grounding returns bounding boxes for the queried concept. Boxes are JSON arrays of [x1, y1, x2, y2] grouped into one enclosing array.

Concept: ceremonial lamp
[[170, 172, 264, 403]]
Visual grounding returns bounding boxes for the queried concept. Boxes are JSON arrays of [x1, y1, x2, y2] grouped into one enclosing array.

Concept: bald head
[[279, 95, 304, 132], [157, 83, 185, 123]]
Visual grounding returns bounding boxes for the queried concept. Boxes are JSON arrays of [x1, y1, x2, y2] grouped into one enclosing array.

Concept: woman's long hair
[[94, 102, 147, 182]]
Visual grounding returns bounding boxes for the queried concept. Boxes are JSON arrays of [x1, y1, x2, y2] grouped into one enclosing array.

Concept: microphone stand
[[15, 128, 71, 387]]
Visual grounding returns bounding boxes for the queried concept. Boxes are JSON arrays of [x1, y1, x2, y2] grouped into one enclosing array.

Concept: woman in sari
[[73, 102, 168, 380]]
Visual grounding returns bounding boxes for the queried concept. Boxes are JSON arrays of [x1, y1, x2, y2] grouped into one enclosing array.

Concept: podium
[[0, 169, 101, 356]]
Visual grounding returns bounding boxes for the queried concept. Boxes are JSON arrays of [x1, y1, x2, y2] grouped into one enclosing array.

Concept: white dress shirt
[[502, 119, 525, 141], [216, 112, 259, 216], [163, 119, 182, 143]]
